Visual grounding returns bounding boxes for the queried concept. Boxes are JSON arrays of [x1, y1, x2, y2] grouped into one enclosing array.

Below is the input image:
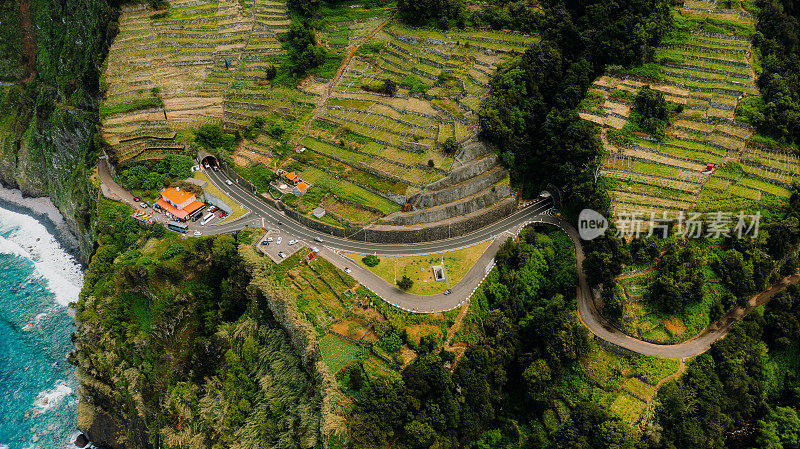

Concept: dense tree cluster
[[284, 21, 326, 75], [347, 228, 641, 448], [479, 0, 671, 215], [648, 244, 704, 314], [652, 284, 800, 448], [77, 201, 320, 448], [631, 85, 682, 139], [119, 154, 195, 192], [585, 182, 800, 325], [398, 0, 466, 28], [752, 0, 800, 144]]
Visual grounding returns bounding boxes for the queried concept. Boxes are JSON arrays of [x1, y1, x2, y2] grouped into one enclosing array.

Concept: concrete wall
[[415, 166, 508, 209], [457, 139, 494, 163], [424, 154, 499, 192], [262, 194, 517, 244], [380, 182, 511, 226], [204, 192, 233, 214]]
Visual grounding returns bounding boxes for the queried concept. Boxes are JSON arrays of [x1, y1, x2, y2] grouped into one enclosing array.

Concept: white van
[[201, 213, 215, 226]]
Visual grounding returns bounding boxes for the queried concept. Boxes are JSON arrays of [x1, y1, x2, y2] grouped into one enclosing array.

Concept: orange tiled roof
[[284, 172, 299, 182], [156, 198, 189, 219], [183, 200, 205, 214], [296, 181, 310, 192], [161, 188, 195, 205]]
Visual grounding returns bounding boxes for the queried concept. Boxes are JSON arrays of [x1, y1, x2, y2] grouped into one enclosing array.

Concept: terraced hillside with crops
[[101, 0, 315, 164], [101, 0, 537, 227], [580, 0, 799, 220], [293, 22, 536, 226]]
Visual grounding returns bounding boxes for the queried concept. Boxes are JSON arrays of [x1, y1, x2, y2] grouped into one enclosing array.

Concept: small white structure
[[312, 207, 326, 219], [431, 265, 446, 281]]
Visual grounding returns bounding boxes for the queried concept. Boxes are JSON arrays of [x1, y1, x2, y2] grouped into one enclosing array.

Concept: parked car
[[267, 237, 273, 242], [140, 202, 148, 208], [344, 267, 352, 274], [314, 236, 323, 243], [443, 289, 451, 295], [133, 196, 140, 202], [276, 237, 282, 245], [260, 240, 269, 246], [278, 252, 286, 259], [288, 239, 297, 245], [193, 231, 202, 237], [208, 206, 218, 213], [218, 212, 225, 218], [312, 247, 319, 253]]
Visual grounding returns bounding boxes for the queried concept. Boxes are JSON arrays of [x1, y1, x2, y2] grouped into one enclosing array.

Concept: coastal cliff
[[72, 214, 322, 448], [0, 0, 119, 262]]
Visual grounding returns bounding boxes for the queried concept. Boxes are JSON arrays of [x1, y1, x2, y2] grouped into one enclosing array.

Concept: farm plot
[[101, 0, 304, 163], [294, 165, 402, 215], [295, 23, 534, 212], [584, 4, 792, 216]]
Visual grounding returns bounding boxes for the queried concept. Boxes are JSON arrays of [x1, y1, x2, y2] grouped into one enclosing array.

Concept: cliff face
[[0, 0, 119, 262]]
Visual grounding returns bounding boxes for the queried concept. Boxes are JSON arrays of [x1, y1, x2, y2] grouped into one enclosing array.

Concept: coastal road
[[99, 159, 797, 358], [203, 166, 553, 256]]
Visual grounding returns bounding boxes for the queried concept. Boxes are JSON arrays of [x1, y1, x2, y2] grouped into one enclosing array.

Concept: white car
[[193, 231, 202, 236], [278, 251, 286, 259], [344, 267, 352, 274], [276, 237, 282, 245], [312, 247, 319, 253], [288, 239, 297, 245], [267, 237, 274, 242], [313, 236, 323, 243], [225, 179, 233, 186]]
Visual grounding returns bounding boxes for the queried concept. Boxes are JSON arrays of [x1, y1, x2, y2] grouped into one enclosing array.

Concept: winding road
[[98, 158, 797, 358]]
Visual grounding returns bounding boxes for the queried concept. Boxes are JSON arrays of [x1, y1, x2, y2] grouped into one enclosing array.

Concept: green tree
[[397, 275, 413, 290], [757, 407, 800, 449], [362, 254, 380, 267]]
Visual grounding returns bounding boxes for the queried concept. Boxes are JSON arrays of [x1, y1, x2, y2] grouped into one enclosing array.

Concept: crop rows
[[299, 23, 532, 209], [102, 0, 293, 162], [582, 4, 796, 216]]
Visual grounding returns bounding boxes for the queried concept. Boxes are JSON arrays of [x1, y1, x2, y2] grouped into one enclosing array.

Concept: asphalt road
[[204, 167, 553, 255], [100, 159, 798, 358]]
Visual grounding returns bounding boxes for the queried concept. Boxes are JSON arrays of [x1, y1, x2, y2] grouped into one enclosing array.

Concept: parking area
[[256, 229, 306, 263]]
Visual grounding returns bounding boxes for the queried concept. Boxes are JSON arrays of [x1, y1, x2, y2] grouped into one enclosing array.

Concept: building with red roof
[[293, 181, 310, 196], [155, 187, 205, 220]]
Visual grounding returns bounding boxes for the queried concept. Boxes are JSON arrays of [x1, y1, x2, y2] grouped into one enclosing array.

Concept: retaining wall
[[414, 166, 508, 209], [380, 182, 510, 226]]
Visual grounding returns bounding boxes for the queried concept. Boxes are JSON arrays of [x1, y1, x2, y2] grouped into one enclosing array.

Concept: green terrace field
[[250, 243, 461, 383], [101, 0, 296, 163], [282, 22, 535, 218], [579, 2, 798, 219], [104, 2, 530, 223]]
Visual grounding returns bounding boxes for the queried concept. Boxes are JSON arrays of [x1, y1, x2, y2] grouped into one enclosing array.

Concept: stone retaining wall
[[413, 166, 508, 209], [380, 181, 510, 226]]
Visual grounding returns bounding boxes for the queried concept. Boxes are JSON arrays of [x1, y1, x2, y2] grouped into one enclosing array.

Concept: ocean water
[[0, 205, 85, 449]]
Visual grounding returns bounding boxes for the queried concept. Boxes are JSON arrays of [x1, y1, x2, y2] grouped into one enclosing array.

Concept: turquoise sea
[[0, 205, 85, 449]]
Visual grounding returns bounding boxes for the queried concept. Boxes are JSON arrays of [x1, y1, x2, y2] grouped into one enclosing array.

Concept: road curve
[[99, 159, 795, 358]]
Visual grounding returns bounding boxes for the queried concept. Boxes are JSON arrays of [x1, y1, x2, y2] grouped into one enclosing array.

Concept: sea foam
[[33, 381, 74, 413], [0, 208, 83, 306]]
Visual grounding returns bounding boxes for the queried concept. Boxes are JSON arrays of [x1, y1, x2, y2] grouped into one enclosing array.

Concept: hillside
[[0, 0, 118, 261], [579, 0, 798, 220], [100, 1, 537, 227]]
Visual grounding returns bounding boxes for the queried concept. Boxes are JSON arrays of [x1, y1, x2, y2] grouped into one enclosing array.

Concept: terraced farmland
[[580, 1, 798, 222], [289, 22, 534, 223], [103, 1, 535, 227], [102, 0, 310, 164]]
